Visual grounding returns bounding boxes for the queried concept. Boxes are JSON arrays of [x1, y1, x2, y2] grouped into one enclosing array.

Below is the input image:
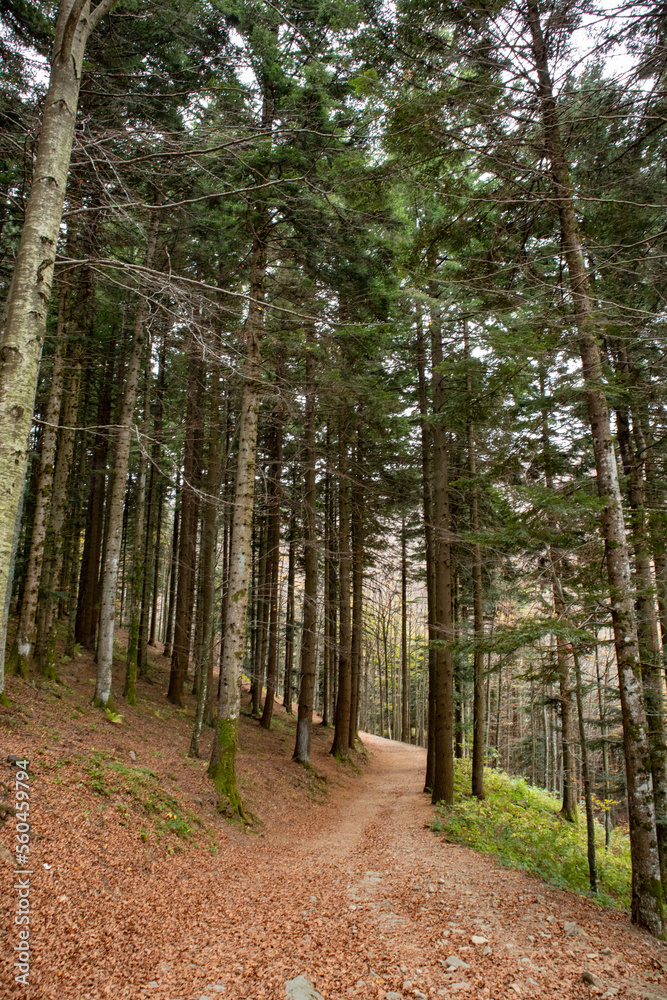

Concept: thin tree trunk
[[282, 491, 296, 713], [9, 283, 69, 676], [261, 409, 283, 730], [124, 361, 150, 703], [349, 436, 363, 750], [168, 331, 203, 705], [162, 475, 180, 659], [466, 325, 485, 798], [430, 297, 454, 805], [294, 334, 318, 761], [34, 361, 82, 676], [416, 320, 437, 791], [330, 411, 352, 757], [401, 517, 409, 743], [94, 221, 157, 707], [573, 646, 598, 893], [191, 374, 225, 757], [208, 233, 266, 815]]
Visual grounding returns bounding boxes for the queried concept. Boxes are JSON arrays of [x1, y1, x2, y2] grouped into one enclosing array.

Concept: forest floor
[[1, 639, 666, 1000]]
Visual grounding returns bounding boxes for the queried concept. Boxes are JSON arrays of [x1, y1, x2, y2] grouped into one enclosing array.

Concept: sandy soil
[[1, 650, 666, 1000]]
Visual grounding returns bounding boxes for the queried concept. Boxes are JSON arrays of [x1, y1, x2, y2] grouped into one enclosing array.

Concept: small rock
[[385, 994, 402, 1000], [445, 955, 470, 970], [582, 971, 604, 988], [400, 966, 409, 973], [483, 947, 492, 956], [600, 948, 612, 956], [510, 984, 522, 995], [129, 750, 137, 762], [449, 985, 468, 992], [471, 935, 488, 945], [564, 921, 586, 938], [441, 931, 451, 939], [147, 983, 159, 989], [285, 974, 325, 1000], [415, 992, 427, 999], [586, 953, 599, 959], [402, 981, 413, 990]]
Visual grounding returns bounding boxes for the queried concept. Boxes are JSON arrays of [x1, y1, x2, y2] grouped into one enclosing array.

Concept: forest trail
[[1, 673, 666, 1000]]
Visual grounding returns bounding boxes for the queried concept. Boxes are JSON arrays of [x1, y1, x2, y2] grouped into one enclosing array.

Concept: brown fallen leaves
[[0, 639, 665, 1000]]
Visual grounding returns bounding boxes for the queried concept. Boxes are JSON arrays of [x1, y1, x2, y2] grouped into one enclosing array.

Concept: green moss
[[430, 760, 632, 910], [208, 717, 248, 822]]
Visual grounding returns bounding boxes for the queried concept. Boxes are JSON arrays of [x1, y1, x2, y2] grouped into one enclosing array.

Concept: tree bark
[[9, 282, 69, 676], [349, 435, 364, 750], [430, 299, 454, 805], [208, 234, 266, 815], [331, 411, 352, 757], [416, 320, 437, 791], [168, 330, 203, 705], [0, 0, 118, 695], [294, 333, 318, 761], [94, 222, 157, 707], [466, 327, 485, 798], [261, 408, 283, 730]]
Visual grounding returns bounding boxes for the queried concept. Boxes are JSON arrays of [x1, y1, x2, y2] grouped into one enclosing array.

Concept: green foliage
[[430, 761, 631, 910]]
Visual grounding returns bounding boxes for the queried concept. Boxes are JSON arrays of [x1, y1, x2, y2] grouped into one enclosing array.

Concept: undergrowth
[[430, 760, 631, 910], [84, 751, 215, 850]]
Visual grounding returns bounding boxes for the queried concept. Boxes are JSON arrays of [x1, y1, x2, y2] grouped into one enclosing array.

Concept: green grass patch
[[430, 761, 631, 910]]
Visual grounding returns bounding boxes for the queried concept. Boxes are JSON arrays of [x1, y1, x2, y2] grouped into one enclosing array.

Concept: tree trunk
[[162, 475, 180, 659], [401, 517, 409, 743], [527, 0, 664, 934], [34, 361, 82, 676], [208, 234, 266, 815], [331, 412, 352, 757], [261, 409, 283, 730], [573, 646, 598, 893], [94, 222, 158, 707], [9, 283, 69, 676], [282, 491, 296, 713], [294, 334, 318, 761], [430, 299, 454, 805], [76, 344, 113, 650], [0, 0, 117, 694], [191, 374, 225, 757], [124, 361, 150, 704], [416, 320, 437, 791], [168, 331, 203, 705], [349, 436, 364, 750], [466, 327, 485, 798]]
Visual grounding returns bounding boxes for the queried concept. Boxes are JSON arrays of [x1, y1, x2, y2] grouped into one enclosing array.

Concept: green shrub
[[430, 760, 631, 910]]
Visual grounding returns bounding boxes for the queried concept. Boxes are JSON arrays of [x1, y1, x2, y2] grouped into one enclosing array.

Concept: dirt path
[[3, 723, 667, 1000]]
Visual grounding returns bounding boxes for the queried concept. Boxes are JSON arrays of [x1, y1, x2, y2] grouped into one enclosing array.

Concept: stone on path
[[285, 974, 326, 1000], [471, 935, 488, 945], [445, 955, 470, 970]]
